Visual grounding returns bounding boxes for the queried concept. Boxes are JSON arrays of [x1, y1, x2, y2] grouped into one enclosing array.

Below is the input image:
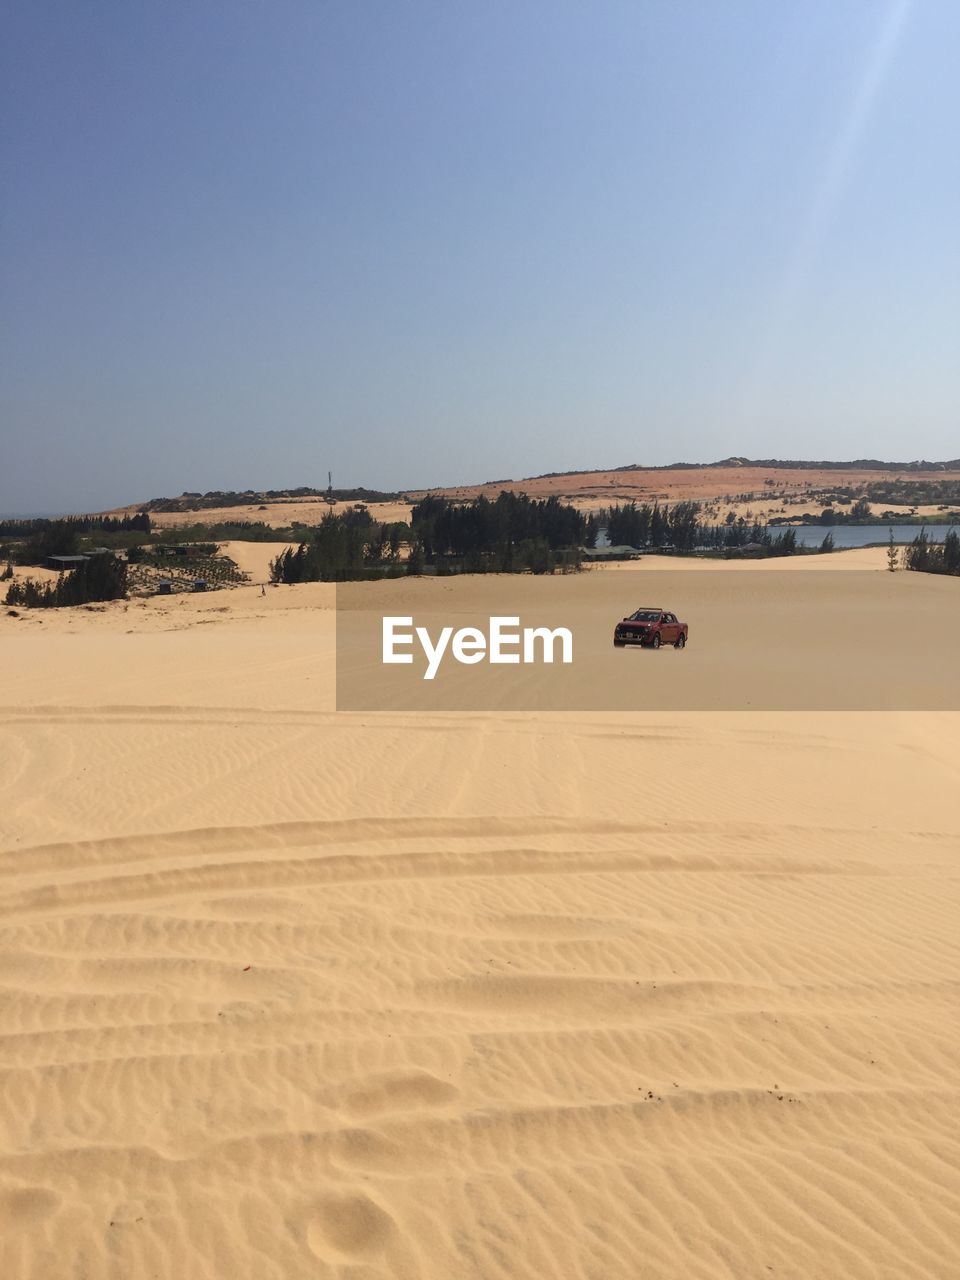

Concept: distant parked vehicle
[[613, 607, 688, 649]]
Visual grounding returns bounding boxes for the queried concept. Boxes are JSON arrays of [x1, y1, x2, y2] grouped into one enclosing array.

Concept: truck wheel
[[675, 633, 685, 649], [613, 640, 624, 647], [650, 633, 661, 650]]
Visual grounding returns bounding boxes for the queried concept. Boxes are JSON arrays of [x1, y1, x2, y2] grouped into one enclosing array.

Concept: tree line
[[0, 512, 150, 538], [607, 501, 701, 550], [268, 492, 841, 585], [1, 514, 152, 565], [271, 509, 382, 583], [411, 492, 590, 561], [902, 528, 960, 577], [269, 508, 414, 583], [269, 493, 590, 583], [5, 554, 128, 608], [605, 501, 812, 555]]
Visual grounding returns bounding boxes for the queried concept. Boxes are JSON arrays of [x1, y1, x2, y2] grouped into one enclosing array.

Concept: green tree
[[406, 541, 425, 576], [4, 554, 126, 607], [903, 527, 933, 573], [887, 528, 898, 572], [771, 528, 797, 556]]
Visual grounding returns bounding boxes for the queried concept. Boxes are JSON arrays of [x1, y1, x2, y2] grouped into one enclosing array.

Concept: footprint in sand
[[305, 1192, 396, 1260], [344, 1069, 459, 1117]]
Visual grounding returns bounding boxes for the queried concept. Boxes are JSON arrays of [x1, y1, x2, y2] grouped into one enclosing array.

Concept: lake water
[[781, 524, 956, 548], [596, 524, 957, 550]]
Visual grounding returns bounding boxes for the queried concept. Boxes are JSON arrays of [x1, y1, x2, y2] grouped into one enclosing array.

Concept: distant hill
[[141, 486, 407, 513], [120, 459, 960, 519], [701, 457, 960, 471], [529, 457, 960, 479]]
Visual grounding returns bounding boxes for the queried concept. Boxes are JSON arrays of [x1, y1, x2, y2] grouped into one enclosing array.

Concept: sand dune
[[1, 565, 958, 1278], [108, 463, 960, 531], [411, 463, 960, 504], [111, 499, 414, 531], [217, 540, 297, 584]]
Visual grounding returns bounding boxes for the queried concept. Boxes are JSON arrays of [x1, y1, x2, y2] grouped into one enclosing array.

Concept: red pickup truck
[[613, 608, 688, 650]]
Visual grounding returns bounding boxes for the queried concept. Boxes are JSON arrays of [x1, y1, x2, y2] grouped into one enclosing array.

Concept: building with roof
[[46, 554, 90, 570], [581, 544, 642, 561]]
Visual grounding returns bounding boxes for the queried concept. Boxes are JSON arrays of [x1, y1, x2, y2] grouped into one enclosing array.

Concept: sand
[[2, 558, 959, 1279], [110, 500, 414, 531], [216, 540, 298, 584], [419, 462, 960, 501], [106, 464, 960, 533]]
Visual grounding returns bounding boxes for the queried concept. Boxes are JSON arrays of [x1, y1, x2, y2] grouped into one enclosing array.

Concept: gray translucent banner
[[336, 570, 960, 711]]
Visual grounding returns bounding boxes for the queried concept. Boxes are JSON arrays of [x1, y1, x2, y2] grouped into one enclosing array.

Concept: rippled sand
[[2, 562, 958, 1278]]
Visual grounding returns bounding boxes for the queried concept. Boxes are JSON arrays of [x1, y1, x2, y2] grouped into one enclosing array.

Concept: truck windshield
[[628, 610, 661, 622]]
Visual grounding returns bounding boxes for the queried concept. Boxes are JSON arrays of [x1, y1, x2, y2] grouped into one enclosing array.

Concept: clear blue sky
[[2, 1, 957, 513]]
